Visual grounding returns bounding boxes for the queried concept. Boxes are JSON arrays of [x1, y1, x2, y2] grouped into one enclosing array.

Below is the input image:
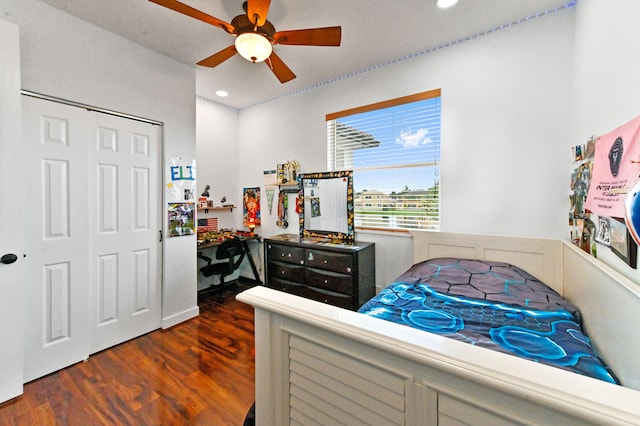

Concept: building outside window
[[326, 89, 441, 231]]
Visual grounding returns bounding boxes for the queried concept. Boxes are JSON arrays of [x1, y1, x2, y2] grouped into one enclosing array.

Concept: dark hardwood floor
[[0, 283, 256, 425]]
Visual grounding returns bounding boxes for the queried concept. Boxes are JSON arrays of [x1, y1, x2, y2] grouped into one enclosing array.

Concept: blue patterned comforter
[[358, 258, 618, 384]]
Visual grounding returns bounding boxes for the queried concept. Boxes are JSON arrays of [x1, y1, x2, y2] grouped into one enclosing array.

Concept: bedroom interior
[[2, 0, 640, 424]]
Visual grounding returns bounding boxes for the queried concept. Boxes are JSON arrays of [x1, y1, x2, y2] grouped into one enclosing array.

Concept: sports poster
[[585, 114, 640, 218]]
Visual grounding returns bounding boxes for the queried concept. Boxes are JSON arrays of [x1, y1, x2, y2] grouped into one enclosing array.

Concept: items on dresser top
[[264, 234, 375, 310]]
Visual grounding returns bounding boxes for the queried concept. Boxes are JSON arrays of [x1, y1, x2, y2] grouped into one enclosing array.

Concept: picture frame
[[167, 202, 195, 237], [595, 216, 611, 246], [243, 187, 261, 228], [609, 218, 637, 268]]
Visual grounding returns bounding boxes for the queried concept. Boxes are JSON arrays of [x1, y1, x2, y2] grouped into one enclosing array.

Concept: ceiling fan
[[149, 0, 342, 83]]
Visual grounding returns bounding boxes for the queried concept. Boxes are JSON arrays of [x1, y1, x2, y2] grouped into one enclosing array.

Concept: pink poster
[[585, 114, 640, 218]]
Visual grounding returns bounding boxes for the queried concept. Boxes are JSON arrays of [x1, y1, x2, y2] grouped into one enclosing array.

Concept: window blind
[[327, 89, 441, 231]]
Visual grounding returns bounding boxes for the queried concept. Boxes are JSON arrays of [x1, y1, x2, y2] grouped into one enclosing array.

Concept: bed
[[358, 257, 619, 386], [237, 231, 640, 425]]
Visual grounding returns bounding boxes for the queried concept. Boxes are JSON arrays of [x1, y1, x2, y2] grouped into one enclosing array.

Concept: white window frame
[[326, 89, 441, 232]]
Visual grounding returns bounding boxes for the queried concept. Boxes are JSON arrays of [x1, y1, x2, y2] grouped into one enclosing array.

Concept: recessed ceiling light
[[216, 90, 229, 97], [437, 0, 458, 8]]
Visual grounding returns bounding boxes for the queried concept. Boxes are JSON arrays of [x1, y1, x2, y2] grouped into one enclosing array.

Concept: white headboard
[[410, 231, 564, 294]]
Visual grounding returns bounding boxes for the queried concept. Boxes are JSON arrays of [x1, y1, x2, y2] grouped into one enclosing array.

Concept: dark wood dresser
[[264, 234, 375, 310]]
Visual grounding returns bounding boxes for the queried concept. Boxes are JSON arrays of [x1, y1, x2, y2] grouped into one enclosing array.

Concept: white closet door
[[22, 96, 162, 381], [22, 97, 92, 382], [0, 18, 24, 403], [90, 113, 161, 353]]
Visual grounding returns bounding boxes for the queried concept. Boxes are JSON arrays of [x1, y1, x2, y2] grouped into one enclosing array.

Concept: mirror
[[298, 170, 354, 240]]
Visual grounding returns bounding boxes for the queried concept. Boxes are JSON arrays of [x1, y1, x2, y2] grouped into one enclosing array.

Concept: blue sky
[[336, 97, 441, 194]]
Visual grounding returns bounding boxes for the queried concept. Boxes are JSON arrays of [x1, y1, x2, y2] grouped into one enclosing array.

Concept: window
[[326, 89, 441, 231]]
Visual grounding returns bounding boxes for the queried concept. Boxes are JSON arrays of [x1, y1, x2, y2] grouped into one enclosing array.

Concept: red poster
[[585, 115, 640, 218], [243, 187, 261, 228]]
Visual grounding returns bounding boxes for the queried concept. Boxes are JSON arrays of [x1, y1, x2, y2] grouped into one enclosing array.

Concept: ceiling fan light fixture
[[437, 0, 458, 8], [235, 32, 273, 63]]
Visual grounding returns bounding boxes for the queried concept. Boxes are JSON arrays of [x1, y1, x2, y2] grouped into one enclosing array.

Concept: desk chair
[[199, 238, 245, 302]]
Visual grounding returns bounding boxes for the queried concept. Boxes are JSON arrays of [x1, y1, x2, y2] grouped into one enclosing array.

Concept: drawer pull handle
[[324, 279, 328, 284], [347, 267, 352, 273], [323, 260, 328, 264]]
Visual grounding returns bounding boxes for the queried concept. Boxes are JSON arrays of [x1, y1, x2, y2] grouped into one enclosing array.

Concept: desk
[[197, 235, 262, 284]]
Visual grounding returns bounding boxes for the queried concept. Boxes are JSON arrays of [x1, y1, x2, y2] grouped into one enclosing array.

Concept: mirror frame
[[298, 170, 354, 241]]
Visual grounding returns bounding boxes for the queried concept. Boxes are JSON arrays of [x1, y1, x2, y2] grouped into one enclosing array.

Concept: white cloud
[[395, 128, 431, 148]]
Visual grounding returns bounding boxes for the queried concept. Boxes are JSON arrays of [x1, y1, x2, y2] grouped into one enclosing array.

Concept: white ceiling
[[37, 0, 573, 109]]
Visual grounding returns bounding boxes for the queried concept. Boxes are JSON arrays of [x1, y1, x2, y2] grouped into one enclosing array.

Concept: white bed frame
[[237, 231, 640, 425]]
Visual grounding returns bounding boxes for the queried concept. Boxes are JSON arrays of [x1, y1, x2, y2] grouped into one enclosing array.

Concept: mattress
[[358, 258, 619, 384]]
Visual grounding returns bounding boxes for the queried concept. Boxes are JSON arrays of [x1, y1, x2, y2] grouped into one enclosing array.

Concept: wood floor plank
[[0, 287, 256, 425]]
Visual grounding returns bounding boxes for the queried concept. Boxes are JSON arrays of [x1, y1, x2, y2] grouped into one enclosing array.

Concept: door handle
[[1, 254, 18, 264]]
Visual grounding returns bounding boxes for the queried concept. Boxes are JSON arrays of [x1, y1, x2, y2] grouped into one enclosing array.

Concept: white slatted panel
[[438, 394, 524, 426], [289, 334, 406, 425]]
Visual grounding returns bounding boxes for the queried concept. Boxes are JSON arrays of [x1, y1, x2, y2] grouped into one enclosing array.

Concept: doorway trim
[[21, 89, 163, 126]]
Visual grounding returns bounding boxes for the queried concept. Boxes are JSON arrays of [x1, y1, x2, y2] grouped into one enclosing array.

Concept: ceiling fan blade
[[197, 45, 238, 68], [246, 0, 271, 27], [266, 51, 296, 83], [149, 0, 234, 33], [274, 27, 342, 46]]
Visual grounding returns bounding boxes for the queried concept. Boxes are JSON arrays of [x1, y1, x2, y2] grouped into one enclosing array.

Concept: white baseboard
[[161, 305, 199, 329]]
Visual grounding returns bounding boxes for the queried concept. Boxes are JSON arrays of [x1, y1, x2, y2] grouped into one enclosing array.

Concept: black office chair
[[199, 238, 245, 302]]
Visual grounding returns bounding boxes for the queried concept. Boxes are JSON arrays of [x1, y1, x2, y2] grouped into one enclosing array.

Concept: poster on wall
[[609, 217, 637, 268], [263, 170, 277, 214], [168, 202, 195, 237], [584, 114, 640, 218], [570, 122, 640, 268], [166, 157, 196, 202], [569, 137, 596, 255], [243, 187, 261, 228], [595, 216, 611, 246], [166, 157, 196, 237]]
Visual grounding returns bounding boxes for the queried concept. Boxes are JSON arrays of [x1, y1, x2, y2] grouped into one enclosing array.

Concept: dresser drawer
[[267, 243, 305, 265], [268, 261, 305, 283], [264, 235, 375, 311], [305, 268, 353, 294], [304, 249, 353, 274], [304, 286, 353, 310], [267, 278, 306, 297]]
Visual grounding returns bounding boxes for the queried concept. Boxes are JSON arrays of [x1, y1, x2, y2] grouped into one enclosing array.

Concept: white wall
[[2, 0, 199, 327], [569, 0, 640, 283], [195, 98, 252, 290], [211, 7, 576, 286], [196, 97, 240, 229], [197, 1, 640, 288]]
